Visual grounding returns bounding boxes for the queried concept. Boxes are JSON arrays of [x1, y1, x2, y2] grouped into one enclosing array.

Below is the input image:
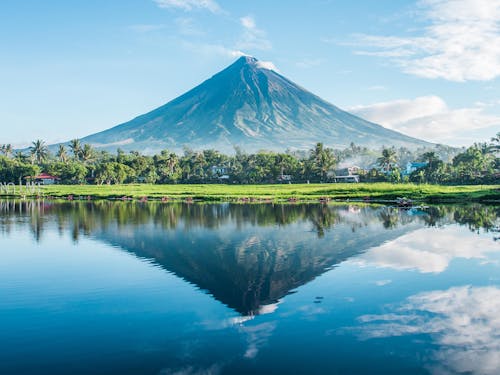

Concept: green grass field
[[2, 183, 498, 203]]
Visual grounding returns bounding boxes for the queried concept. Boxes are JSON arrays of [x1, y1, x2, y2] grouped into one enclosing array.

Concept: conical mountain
[[80, 56, 431, 153]]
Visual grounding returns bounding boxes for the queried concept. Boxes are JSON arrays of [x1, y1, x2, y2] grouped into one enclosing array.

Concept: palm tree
[[14, 151, 26, 163], [56, 144, 68, 163], [489, 132, 500, 153], [310, 142, 336, 181], [421, 151, 440, 170], [5, 144, 12, 158], [377, 148, 398, 173], [69, 139, 82, 160], [30, 139, 48, 164], [0, 144, 13, 158], [80, 144, 95, 164]]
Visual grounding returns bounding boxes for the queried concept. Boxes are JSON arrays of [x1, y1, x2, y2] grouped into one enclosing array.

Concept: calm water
[[0, 201, 499, 375]]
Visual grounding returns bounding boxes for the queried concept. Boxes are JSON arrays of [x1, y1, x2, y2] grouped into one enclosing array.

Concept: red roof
[[32, 173, 60, 180]]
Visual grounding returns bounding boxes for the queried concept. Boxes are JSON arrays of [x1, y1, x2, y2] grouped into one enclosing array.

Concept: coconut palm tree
[[80, 144, 96, 164], [69, 139, 82, 160], [310, 142, 336, 181], [377, 148, 398, 173], [30, 139, 48, 164], [56, 144, 68, 163], [0, 144, 13, 158], [5, 144, 13, 158], [489, 132, 500, 153]]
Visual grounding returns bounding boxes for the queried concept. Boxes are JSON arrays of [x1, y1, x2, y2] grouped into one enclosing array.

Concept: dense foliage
[[0, 133, 498, 185]]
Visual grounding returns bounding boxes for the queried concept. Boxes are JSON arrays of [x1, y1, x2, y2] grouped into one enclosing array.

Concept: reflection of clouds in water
[[229, 302, 280, 325], [373, 279, 392, 286], [356, 286, 500, 375], [352, 226, 499, 273], [229, 304, 279, 359], [298, 304, 327, 316], [159, 363, 223, 375], [240, 322, 276, 359]]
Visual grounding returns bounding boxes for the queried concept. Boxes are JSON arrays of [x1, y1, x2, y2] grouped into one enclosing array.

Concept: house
[[333, 166, 362, 176], [211, 165, 229, 175], [29, 173, 60, 185], [333, 175, 359, 183], [210, 166, 230, 180], [330, 166, 361, 183], [405, 162, 428, 176]]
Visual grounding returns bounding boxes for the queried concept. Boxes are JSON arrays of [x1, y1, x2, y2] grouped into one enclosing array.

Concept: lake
[[0, 201, 499, 375]]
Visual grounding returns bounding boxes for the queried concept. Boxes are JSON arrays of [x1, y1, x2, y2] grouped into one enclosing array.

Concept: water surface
[[0, 201, 499, 375]]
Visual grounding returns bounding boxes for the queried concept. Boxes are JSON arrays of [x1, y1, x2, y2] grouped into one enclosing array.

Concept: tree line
[[0, 133, 498, 185]]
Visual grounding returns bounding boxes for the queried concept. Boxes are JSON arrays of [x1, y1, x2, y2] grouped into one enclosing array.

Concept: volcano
[[78, 56, 431, 153]]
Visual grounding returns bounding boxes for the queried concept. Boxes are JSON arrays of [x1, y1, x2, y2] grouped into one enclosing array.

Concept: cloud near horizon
[[349, 95, 500, 145]]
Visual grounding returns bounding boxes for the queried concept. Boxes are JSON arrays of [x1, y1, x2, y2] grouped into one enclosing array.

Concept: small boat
[[396, 197, 413, 208]]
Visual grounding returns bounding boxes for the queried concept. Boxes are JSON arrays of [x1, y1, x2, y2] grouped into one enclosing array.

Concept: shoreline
[[0, 183, 498, 204]]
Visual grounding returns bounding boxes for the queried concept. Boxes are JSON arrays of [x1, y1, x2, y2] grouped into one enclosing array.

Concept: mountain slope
[[79, 56, 431, 153]]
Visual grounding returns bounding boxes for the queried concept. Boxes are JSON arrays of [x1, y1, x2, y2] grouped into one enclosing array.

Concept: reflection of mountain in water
[[91, 205, 426, 315], [1, 201, 497, 316]]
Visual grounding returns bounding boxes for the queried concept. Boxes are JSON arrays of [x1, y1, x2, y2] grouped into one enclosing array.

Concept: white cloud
[[176, 15, 272, 60], [154, 0, 222, 13], [351, 226, 500, 273], [356, 286, 500, 375], [349, 95, 500, 144], [349, 0, 500, 81], [236, 15, 272, 51], [240, 16, 256, 30], [256, 60, 279, 72]]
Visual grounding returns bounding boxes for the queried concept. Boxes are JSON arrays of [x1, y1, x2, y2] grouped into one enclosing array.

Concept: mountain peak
[[232, 55, 278, 72], [76, 56, 432, 153], [237, 55, 258, 64]]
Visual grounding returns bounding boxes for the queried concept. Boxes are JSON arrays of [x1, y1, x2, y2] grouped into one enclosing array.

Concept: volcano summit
[[77, 56, 430, 153]]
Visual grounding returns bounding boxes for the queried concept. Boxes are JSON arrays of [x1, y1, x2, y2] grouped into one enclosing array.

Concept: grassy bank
[[2, 183, 498, 203]]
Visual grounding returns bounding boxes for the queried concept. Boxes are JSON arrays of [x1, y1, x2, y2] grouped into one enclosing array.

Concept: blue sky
[[1, 0, 499, 147]]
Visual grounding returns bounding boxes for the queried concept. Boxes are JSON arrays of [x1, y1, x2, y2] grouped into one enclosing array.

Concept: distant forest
[[0, 133, 498, 185]]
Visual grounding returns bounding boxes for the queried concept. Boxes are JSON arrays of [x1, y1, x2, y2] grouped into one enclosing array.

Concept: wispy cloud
[[128, 24, 166, 33], [295, 58, 325, 69], [349, 95, 500, 144], [236, 15, 272, 51], [365, 85, 387, 91], [344, 0, 500, 81], [181, 40, 245, 58], [154, 0, 222, 14]]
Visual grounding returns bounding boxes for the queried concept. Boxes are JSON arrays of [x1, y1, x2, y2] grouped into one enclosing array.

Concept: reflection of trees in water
[[453, 204, 499, 233], [0, 200, 498, 243], [309, 205, 341, 237], [378, 208, 400, 229]]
